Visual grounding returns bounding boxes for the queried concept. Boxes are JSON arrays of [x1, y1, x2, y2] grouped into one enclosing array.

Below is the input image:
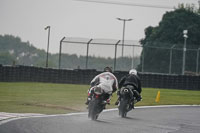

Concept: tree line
[[138, 4, 200, 75]]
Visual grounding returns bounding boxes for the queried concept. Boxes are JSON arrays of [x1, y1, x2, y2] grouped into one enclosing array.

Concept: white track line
[[0, 105, 199, 125]]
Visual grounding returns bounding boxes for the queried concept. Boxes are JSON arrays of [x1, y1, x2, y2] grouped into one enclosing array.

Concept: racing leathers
[[86, 71, 118, 105], [116, 73, 142, 106]]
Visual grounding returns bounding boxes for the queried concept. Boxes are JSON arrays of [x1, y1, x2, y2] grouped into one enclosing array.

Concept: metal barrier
[[0, 65, 199, 90]]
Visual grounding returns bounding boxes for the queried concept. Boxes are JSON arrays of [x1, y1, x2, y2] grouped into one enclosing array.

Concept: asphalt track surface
[[0, 105, 200, 133]]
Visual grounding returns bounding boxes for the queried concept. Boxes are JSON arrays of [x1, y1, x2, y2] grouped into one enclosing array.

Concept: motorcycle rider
[[115, 69, 142, 108], [85, 66, 118, 105]]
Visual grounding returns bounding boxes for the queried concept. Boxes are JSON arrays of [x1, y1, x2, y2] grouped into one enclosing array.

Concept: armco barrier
[[0, 65, 199, 90]]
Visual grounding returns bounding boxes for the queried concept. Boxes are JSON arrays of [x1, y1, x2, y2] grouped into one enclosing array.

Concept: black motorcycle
[[118, 85, 136, 117], [88, 86, 110, 120]]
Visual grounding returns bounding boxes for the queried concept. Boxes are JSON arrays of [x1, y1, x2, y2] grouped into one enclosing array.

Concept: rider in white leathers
[[85, 67, 118, 105]]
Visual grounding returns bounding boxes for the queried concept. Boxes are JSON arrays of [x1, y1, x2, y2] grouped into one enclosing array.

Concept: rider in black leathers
[[115, 69, 142, 108]]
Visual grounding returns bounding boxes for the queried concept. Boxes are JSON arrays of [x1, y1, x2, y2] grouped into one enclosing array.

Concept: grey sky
[[0, 0, 199, 57]]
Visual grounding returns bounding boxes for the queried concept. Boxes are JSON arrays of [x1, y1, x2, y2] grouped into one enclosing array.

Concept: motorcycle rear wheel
[[118, 99, 129, 118], [88, 99, 102, 120]]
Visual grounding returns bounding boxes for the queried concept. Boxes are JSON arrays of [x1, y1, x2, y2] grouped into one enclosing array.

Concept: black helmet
[[104, 66, 112, 73]]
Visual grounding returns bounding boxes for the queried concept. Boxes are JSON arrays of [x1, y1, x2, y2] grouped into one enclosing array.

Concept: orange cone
[[155, 91, 160, 102]]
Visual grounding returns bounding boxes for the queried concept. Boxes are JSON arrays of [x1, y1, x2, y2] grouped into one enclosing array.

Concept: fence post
[[131, 45, 135, 69], [85, 39, 93, 69], [59, 37, 65, 69], [142, 45, 145, 72], [182, 31, 188, 75], [196, 48, 200, 75], [114, 40, 120, 71], [169, 45, 176, 74]]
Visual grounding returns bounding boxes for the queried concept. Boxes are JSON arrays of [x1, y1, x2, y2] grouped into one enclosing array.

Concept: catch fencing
[[0, 65, 199, 90], [59, 37, 200, 75], [59, 37, 142, 71]]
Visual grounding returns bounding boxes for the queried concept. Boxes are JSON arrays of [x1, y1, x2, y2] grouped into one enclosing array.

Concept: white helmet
[[129, 69, 137, 75]]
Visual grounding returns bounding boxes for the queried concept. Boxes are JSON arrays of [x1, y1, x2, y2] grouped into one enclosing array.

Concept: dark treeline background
[[137, 4, 200, 75]]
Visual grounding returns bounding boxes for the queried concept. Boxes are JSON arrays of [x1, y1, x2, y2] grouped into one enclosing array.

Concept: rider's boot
[[133, 90, 142, 102], [102, 98, 110, 106], [103, 94, 111, 105], [128, 101, 134, 110], [85, 92, 92, 105], [85, 88, 95, 105], [85, 96, 91, 105], [132, 103, 135, 109], [137, 95, 142, 101], [115, 97, 119, 105], [115, 91, 120, 105]]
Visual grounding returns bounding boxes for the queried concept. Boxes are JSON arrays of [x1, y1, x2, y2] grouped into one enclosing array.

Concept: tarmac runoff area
[[0, 105, 199, 125]]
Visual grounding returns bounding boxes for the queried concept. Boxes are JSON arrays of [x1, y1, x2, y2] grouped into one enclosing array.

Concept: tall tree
[[138, 4, 200, 74]]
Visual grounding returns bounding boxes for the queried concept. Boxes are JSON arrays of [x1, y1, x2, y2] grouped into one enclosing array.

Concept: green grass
[[0, 82, 200, 114]]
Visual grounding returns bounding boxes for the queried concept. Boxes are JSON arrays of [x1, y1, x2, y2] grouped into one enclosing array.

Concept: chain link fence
[[59, 37, 200, 75], [59, 37, 142, 71], [141, 43, 200, 75]]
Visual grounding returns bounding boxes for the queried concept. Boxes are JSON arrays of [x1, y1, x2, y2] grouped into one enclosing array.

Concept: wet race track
[[0, 105, 200, 133]]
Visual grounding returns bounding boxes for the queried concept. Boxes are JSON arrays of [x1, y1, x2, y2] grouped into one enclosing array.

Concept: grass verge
[[0, 82, 199, 114]]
